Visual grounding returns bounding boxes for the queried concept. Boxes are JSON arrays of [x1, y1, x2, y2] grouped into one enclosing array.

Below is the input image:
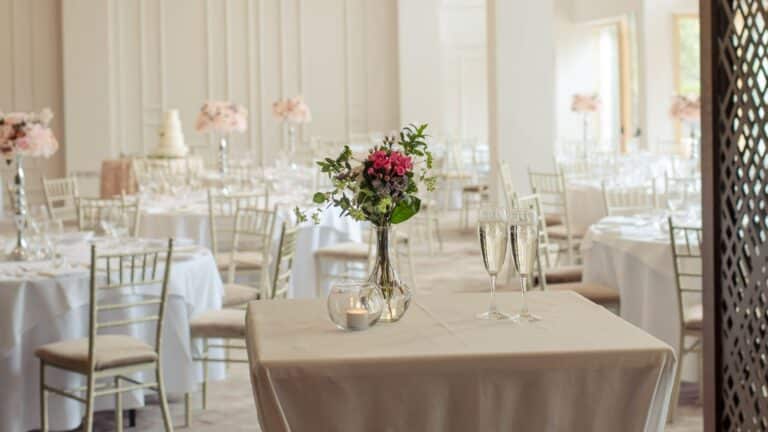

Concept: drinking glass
[[112, 209, 130, 240], [47, 219, 64, 267], [509, 208, 542, 322], [476, 206, 511, 320], [99, 207, 116, 239]]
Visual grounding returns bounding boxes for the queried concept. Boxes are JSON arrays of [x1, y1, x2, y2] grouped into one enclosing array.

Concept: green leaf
[[313, 192, 327, 204], [391, 198, 421, 224]]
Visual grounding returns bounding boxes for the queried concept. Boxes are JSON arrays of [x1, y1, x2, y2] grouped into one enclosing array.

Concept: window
[[676, 16, 701, 96], [593, 19, 634, 153]]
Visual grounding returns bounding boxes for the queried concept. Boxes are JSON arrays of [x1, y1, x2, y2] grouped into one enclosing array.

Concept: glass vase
[[218, 134, 229, 175], [9, 155, 30, 261], [368, 224, 412, 322]]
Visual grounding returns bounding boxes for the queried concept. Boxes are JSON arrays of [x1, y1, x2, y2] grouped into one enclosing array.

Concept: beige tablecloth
[[245, 292, 676, 432]]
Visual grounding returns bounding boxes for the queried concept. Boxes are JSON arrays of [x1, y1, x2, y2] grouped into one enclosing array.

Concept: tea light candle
[[346, 308, 369, 330]]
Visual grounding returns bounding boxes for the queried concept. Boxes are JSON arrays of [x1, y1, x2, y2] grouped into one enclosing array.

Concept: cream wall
[[0, 0, 64, 203], [62, 0, 400, 174]]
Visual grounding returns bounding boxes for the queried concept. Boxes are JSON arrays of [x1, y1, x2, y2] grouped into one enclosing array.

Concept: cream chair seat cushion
[[223, 283, 260, 308], [684, 304, 703, 331], [545, 265, 583, 284], [190, 309, 246, 339], [462, 184, 489, 193], [35, 335, 157, 373], [314, 242, 369, 261], [546, 225, 585, 240], [544, 213, 562, 227], [215, 251, 265, 270], [547, 282, 620, 305]]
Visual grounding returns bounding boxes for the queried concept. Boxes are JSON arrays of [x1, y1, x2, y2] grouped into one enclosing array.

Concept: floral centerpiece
[[272, 96, 311, 161], [297, 124, 436, 322], [195, 101, 248, 174], [571, 93, 601, 146], [0, 108, 59, 260], [670, 94, 701, 159]]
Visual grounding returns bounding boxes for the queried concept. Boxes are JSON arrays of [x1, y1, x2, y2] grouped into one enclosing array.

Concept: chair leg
[[156, 367, 174, 432], [314, 255, 323, 298], [84, 374, 96, 432], [184, 393, 192, 427], [202, 339, 209, 410], [425, 217, 435, 255], [40, 361, 48, 432], [115, 377, 123, 432], [698, 347, 704, 403], [433, 217, 444, 252], [667, 345, 684, 423]]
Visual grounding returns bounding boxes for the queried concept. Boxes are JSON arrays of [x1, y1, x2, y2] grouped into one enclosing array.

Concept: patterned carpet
[[82, 215, 702, 432]]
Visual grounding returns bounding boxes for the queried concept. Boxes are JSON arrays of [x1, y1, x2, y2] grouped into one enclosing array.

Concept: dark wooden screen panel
[[707, 0, 768, 429]]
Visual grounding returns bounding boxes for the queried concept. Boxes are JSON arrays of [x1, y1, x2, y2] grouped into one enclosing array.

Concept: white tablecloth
[[246, 292, 676, 432], [139, 192, 363, 298], [0, 237, 225, 432], [581, 214, 700, 380]]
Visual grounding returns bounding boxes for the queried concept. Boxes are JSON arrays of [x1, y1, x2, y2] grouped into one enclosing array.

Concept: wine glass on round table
[[476, 205, 512, 320], [509, 208, 542, 322]]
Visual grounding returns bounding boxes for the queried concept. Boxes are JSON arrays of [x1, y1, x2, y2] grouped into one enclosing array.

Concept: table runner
[[246, 292, 675, 432]]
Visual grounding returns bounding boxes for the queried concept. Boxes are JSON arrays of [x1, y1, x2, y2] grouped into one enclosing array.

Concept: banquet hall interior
[[2, 0, 757, 431]]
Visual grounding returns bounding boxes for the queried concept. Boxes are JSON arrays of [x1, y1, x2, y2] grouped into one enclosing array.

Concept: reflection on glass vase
[[368, 225, 411, 322], [9, 155, 30, 261]]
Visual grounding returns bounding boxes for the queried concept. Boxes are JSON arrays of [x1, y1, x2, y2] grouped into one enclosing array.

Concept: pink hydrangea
[[196, 101, 248, 134]]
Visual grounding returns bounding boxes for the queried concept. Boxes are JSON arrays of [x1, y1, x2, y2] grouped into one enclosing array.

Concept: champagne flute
[[509, 208, 542, 322], [476, 206, 512, 320]]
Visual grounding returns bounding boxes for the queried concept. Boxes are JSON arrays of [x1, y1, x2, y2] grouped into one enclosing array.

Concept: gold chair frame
[[667, 217, 703, 421], [38, 239, 175, 432]]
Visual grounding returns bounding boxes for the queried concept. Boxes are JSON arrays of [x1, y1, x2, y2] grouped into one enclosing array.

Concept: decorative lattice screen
[[714, 1, 768, 429]]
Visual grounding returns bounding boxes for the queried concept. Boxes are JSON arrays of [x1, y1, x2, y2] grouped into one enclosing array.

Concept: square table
[[245, 292, 675, 432]]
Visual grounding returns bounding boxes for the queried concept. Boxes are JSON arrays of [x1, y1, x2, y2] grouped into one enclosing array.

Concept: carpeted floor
[[84, 215, 702, 431]]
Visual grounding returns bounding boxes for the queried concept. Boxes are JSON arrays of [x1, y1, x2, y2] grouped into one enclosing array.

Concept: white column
[[397, 0, 444, 132], [487, 0, 557, 195], [61, 0, 115, 174]]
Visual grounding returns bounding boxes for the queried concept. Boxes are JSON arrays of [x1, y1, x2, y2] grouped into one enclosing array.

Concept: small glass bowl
[[327, 280, 384, 331]]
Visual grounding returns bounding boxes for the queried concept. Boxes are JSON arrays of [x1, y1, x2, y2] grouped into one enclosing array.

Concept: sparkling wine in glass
[[476, 206, 512, 320], [509, 208, 541, 322]]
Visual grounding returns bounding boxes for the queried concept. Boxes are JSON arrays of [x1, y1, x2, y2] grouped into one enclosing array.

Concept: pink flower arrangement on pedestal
[[272, 96, 312, 124], [571, 94, 601, 113], [669, 95, 701, 123], [195, 101, 248, 133], [0, 108, 59, 161]]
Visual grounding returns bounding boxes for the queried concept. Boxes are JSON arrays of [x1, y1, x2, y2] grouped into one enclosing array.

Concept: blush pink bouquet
[[195, 101, 248, 133], [272, 96, 312, 124], [571, 94, 601, 113], [0, 108, 59, 161], [670, 95, 701, 123]]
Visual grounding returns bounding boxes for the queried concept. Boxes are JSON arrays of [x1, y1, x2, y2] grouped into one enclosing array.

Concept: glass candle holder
[[327, 280, 384, 331]]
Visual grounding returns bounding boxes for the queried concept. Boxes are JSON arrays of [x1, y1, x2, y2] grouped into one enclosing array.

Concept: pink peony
[[196, 101, 248, 134], [273, 96, 312, 124], [571, 94, 601, 113], [670, 95, 701, 122], [0, 108, 58, 160], [22, 124, 59, 158]]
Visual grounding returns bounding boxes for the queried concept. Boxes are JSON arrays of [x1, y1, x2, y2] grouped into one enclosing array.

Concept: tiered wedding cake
[[152, 109, 189, 158]]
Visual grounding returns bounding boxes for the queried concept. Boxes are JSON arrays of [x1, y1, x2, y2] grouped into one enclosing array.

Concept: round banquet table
[[0, 235, 225, 432], [138, 190, 363, 298], [581, 213, 700, 380]]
